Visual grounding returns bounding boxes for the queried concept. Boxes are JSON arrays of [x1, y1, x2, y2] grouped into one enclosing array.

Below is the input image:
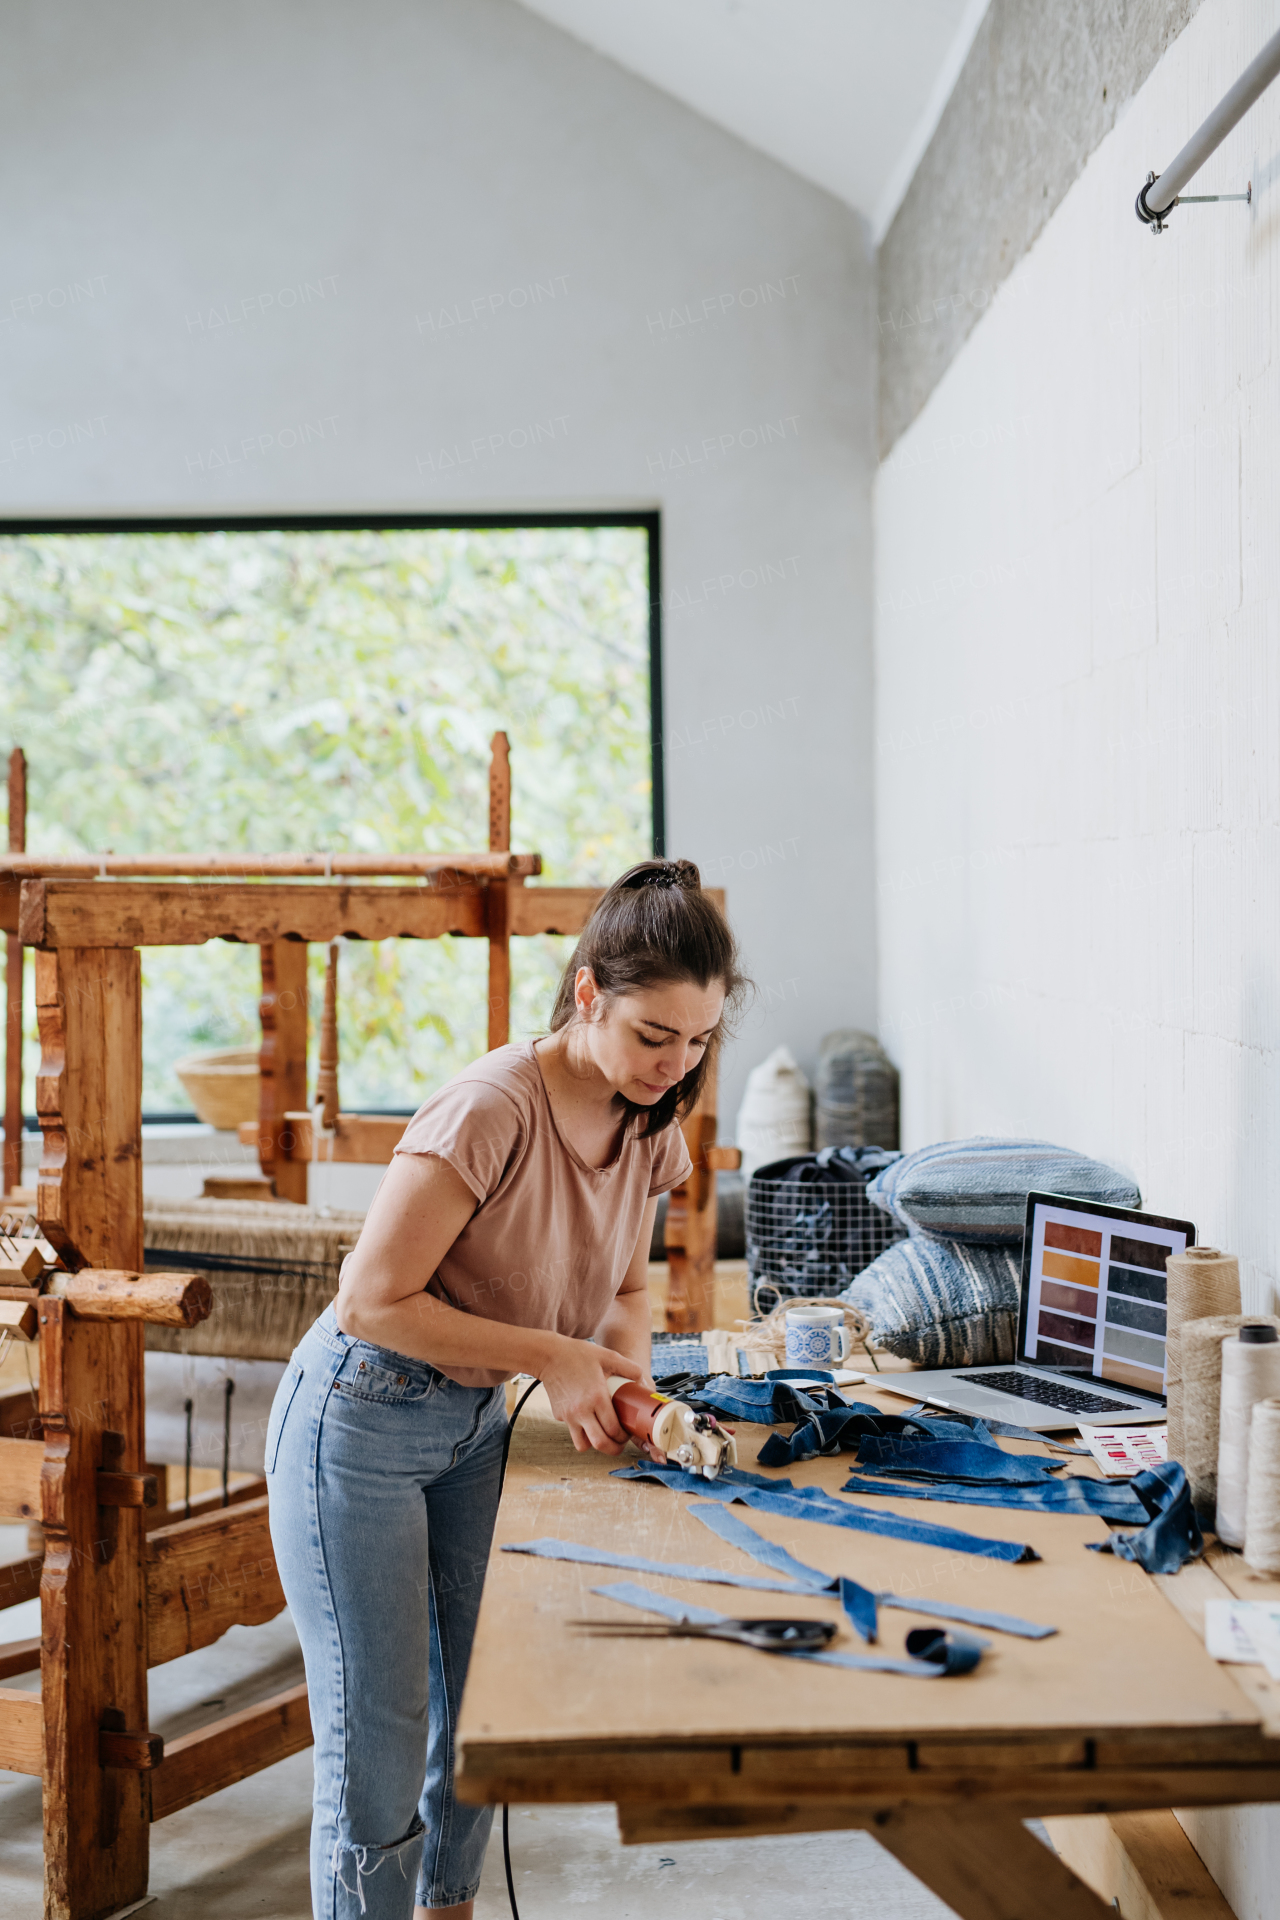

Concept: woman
[[267, 858, 744, 1919]]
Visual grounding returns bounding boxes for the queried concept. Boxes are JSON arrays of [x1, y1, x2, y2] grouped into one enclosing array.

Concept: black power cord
[[496, 1377, 542, 1920]]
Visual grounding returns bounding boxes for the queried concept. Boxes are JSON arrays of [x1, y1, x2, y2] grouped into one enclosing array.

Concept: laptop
[[878, 1192, 1194, 1430]]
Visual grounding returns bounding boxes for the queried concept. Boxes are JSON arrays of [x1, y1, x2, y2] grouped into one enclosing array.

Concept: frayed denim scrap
[[854, 1437, 1069, 1484], [1086, 1461, 1203, 1574], [611, 1462, 1040, 1562], [841, 1473, 1147, 1521], [757, 1401, 973, 1466]]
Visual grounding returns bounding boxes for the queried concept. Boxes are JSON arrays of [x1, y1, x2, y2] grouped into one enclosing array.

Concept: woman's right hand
[[538, 1335, 649, 1455]]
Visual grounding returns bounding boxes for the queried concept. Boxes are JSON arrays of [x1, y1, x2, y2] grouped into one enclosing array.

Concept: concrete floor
[[0, 1530, 962, 1920]]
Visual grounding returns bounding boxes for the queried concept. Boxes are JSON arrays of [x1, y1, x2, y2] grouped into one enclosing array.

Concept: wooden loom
[[0, 732, 736, 1919]]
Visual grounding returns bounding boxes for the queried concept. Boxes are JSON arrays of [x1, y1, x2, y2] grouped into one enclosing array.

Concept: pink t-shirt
[[391, 1041, 693, 1387]]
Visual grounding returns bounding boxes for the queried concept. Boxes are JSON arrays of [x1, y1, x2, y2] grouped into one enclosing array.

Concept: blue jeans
[[267, 1306, 507, 1916]]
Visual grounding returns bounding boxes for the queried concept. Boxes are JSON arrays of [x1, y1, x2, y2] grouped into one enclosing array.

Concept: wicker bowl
[[175, 1047, 261, 1131]]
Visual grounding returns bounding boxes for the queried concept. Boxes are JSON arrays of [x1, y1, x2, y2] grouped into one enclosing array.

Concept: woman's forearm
[[335, 1283, 557, 1377], [594, 1285, 653, 1375]]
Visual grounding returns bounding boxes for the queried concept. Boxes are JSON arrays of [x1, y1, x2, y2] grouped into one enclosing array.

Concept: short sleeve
[[394, 1076, 526, 1203], [647, 1121, 693, 1198]]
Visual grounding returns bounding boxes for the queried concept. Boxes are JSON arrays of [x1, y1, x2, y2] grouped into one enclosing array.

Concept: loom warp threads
[[1244, 1398, 1280, 1573], [1165, 1249, 1241, 1461], [1215, 1326, 1280, 1549]]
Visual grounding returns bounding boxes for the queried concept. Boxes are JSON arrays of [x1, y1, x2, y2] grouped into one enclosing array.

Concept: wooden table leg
[[36, 945, 150, 1919], [869, 1807, 1113, 1920]]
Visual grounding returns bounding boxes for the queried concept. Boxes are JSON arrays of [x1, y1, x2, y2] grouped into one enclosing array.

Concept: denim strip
[[688, 1500, 1057, 1639], [840, 1574, 880, 1642], [854, 1438, 1069, 1484], [1085, 1461, 1203, 1574], [897, 1403, 1090, 1455], [591, 1581, 979, 1679], [685, 1501, 834, 1590], [500, 1537, 811, 1594], [757, 1403, 973, 1466], [840, 1473, 1147, 1521], [612, 1463, 1039, 1562]]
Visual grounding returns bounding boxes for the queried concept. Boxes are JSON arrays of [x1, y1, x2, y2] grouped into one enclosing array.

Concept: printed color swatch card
[[1204, 1600, 1280, 1680], [1077, 1424, 1168, 1477], [1024, 1203, 1190, 1396]]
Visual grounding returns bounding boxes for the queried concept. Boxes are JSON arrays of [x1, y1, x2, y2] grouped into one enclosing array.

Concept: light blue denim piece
[[267, 1306, 507, 1918], [865, 1136, 1141, 1245]]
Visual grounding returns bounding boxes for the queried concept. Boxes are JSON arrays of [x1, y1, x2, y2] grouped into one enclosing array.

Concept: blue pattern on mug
[[785, 1320, 840, 1365]]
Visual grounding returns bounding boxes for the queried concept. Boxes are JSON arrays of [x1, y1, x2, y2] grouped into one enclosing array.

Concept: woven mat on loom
[[143, 1198, 367, 1359]]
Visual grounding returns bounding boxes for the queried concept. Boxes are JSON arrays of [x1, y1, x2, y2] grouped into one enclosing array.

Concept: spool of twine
[[1215, 1326, 1280, 1548], [1181, 1314, 1251, 1523], [1244, 1398, 1280, 1573], [1166, 1249, 1241, 1459]]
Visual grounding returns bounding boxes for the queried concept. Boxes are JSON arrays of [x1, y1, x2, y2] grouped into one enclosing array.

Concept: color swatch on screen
[[1024, 1207, 1188, 1394]]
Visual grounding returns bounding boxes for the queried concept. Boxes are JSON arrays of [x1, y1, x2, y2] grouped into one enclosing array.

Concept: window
[[1, 516, 660, 1110]]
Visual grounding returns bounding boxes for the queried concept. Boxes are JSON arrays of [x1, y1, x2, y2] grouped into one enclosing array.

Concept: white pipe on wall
[[1138, 25, 1280, 223]]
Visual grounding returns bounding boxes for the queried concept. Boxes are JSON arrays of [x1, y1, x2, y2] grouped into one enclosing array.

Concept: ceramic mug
[[784, 1306, 851, 1368]]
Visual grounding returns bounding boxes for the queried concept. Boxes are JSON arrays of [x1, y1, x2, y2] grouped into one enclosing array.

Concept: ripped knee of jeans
[[331, 1816, 426, 1913]]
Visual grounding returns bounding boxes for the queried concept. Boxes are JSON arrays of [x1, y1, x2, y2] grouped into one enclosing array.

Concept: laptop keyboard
[[967, 1370, 1143, 1416]]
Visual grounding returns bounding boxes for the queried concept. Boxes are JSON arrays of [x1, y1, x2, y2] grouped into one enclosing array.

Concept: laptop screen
[[1016, 1193, 1196, 1401]]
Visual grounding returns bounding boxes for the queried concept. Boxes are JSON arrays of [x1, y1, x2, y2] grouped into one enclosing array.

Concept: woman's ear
[[574, 966, 601, 1021]]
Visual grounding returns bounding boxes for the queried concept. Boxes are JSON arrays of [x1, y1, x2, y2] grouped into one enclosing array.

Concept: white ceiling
[[517, 0, 990, 241]]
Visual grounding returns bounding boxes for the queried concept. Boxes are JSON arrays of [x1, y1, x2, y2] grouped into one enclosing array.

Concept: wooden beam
[[151, 1682, 312, 1821], [0, 1553, 42, 1611], [43, 1269, 212, 1326], [40, 1293, 151, 1915], [144, 1473, 267, 1533], [147, 1494, 286, 1666], [258, 939, 309, 1203], [488, 732, 512, 1051], [870, 1807, 1112, 1920], [0, 1386, 39, 1440], [0, 1634, 39, 1680], [21, 880, 491, 950], [510, 886, 603, 937], [316, 942, 340, 1127], [0, 1686, 41, 1775], [663, 1049, 720, 1334], [99, 1717, 163, 1771], [1043, 1811, 1236, 1920], [1, 851, 540, 879], [0, 1436, 44, 1522], [4, 747, 25, 1198], [246, 1111, 407, 1164]]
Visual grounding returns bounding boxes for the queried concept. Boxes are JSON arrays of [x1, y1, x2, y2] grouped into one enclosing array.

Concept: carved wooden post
[[35, 946, 151, 1918], [258, 940, 309, 1204], [4, 746, 26, 1195], [663, 1051, 720, 1334], [487, 731, 511, 1052], [315, 943, 340, 1128]]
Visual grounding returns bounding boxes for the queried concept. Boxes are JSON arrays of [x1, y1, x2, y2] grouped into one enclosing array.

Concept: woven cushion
[[842, 1239, 1020, 1368], [865, 1136, 1140, 1245]]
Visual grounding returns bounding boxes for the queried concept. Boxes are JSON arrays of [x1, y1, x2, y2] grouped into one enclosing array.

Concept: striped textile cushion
[[865, 1136, 1140, 1245], [842, 1238, 1021, 1369]]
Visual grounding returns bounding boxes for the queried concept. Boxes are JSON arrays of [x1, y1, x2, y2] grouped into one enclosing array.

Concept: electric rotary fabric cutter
[[610, 1379, 738, 1478]]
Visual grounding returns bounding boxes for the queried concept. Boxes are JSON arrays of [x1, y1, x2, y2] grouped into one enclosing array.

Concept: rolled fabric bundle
[[1215, 1326, 1280, 1548], [1166, 1249, 1241, 1459], [1244, 1398, 1280, 1572], [1182, 1314, 1249, 1524]]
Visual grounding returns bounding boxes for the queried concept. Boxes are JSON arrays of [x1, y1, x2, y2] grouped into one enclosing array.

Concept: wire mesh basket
[[746, 1155, 906, 1314]]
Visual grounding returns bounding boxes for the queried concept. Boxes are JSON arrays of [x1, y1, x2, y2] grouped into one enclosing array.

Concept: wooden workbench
[[456, 1377, 1280, 1920]]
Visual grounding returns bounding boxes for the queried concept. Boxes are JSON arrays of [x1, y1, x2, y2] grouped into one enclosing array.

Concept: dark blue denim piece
[[897, 1403, 1090, 1455], [689, 1500, 1056, 1639], [696, 1376, 845, 1425], [841, 1472, 1148, 1520], [611, 1463, 1040, 1562], [1086, 1461, 1204, 1574], [593, 1579, 981, 1680], [757, 1401, 968, 1466], [854, 1438, 1068, 1484], [905, 1626, 987, 1674], [840, 1575, 880, 1642]]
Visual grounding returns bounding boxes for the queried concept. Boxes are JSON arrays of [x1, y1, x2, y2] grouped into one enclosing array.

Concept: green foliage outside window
[[1, 525, 652, 1110]]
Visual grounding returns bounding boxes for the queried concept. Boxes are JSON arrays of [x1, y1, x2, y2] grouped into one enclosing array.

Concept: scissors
[[574, 1616, 836, 1654]]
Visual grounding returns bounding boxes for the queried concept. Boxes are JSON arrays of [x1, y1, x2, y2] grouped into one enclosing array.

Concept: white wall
[[0, 0, 875, 1129], [875, 1, 1280, 1908]]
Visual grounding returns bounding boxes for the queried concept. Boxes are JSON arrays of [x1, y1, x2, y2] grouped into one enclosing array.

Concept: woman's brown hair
[[549, 857, 749, 1135]]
